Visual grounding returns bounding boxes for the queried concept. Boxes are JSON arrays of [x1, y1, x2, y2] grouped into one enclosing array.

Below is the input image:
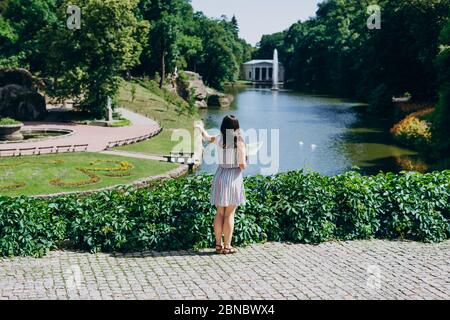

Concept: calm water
[[199, 87, 428, 176]]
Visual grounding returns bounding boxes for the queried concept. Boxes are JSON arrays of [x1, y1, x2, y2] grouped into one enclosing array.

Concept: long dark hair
[[220, 115, 240, 149]]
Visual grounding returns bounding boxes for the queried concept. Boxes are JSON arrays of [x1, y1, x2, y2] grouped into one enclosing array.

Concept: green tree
[[253, 32, 286, 60], [176, 33, 203, 71], [230, 15, 239, 37], [136, 1, 251, 89], [151, 12, 181, 88], [40, 0, 148, 117], [192, 14, 239, 88], [137, 0, 193, 87], [262, 0, 449, 107], [0, 15, 20, 68], [0, 0, 58, 71]]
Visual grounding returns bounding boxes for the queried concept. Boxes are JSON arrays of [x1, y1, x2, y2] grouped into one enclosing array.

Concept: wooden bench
[[0, 149, 17, 157], [73, 144, 88, 152], [37, 146, 54, 155], [163, 152, 195, 163], [172, 152, 194, 158], [18, 147, 37, 156], [164, 152, 196, 172], [56, 145, 73, 153]]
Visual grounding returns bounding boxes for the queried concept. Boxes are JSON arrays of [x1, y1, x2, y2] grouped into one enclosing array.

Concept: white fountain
[[272, 49, 279, 91]]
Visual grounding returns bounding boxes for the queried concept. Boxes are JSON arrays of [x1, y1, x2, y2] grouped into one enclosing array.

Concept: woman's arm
[[195, 124, 216, 143], [237, 138, 247, 170]]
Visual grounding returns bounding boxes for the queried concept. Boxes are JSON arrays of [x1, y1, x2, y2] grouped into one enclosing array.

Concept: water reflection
[[199, 87, 430, 176]]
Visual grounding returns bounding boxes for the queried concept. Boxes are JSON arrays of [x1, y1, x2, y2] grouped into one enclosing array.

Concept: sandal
[[222, 246, 238, 254], [215, 245, 223, 254]]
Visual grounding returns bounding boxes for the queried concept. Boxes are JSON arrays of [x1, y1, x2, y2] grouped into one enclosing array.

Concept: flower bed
[[391, 108, 434, 151], [1, 170, 449, 257]]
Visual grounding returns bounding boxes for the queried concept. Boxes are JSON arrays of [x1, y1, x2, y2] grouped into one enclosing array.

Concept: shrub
[[0, 118, 22, 126], [268, 171, 336, 243], [0, 197, 66, 257], [391, 108, 434, 151], [376, 172, 450, 242], [67, 190, 138, 252], [331, 172, 383, 240], [1, 170, 450, 257]]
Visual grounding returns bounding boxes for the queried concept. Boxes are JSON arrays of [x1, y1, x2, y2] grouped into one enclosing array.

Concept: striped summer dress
[[210, 135, 246, 207]]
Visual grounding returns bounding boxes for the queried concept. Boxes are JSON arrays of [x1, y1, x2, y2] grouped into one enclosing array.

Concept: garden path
[[101, 150, 166, 161], [1, 108, 160, 153]]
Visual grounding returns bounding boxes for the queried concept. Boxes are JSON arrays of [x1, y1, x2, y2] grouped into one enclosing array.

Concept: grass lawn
[[115, 130, 188, 155], [116, 80, 200, 155], [0, 152, 178, 197]]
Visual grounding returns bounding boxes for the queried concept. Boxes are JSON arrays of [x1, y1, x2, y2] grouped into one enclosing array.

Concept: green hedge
[[1, 170, 450, 257]]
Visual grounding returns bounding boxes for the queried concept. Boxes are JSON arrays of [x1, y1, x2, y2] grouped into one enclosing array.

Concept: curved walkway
[[0, 108, 160, 153], [0, 240, 448, 300]]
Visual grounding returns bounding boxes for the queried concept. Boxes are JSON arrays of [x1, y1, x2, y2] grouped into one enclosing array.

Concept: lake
[[198, 86, 428, 176]]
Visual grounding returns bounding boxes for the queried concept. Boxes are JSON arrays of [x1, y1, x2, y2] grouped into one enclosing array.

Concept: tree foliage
[[254, 0, 449, 105], [3, 0, 447, 117], [0, 0, 251, 111], [253, 32, 286, 60], [190, 13, 252, 89], [0, 0, 58, 70], [135, 1, 252, 89], [38, 0, 148, 116]]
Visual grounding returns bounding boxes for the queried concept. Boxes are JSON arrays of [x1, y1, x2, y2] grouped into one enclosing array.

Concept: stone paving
[[0, 240, 448, 300], [1, 108, 160, 152]]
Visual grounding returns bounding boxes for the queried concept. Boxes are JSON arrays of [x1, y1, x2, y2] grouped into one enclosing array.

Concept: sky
[[190, 0, 323, 46]]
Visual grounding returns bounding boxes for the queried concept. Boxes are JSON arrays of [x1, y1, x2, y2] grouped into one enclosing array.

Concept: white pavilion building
[[241, 59, 285, 84]]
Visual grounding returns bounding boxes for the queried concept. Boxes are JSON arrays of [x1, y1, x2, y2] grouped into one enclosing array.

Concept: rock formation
[[174, 71, 234, 108], [0, 68, 47, 121], [206, 87, 234, 108]]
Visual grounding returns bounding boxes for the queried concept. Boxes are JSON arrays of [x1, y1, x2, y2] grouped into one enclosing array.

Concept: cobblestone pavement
[[0, 240, 449, 300]]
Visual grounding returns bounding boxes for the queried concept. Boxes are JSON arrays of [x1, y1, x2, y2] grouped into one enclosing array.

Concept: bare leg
[[214, 206, 225, 247], [223, 205, 237, 248]]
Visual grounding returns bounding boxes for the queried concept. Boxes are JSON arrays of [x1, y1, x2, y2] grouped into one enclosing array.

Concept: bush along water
[[0, 170, 450, 257]]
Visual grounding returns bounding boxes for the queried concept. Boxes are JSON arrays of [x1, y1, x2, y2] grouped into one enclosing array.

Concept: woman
[[196, 115, 247, 254]]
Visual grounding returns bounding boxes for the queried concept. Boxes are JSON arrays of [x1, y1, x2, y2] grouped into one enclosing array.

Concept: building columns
[[244, 64, 281, 82]]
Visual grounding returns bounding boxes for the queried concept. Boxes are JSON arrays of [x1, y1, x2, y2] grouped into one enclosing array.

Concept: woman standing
[[196, 115, 247, 254]]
